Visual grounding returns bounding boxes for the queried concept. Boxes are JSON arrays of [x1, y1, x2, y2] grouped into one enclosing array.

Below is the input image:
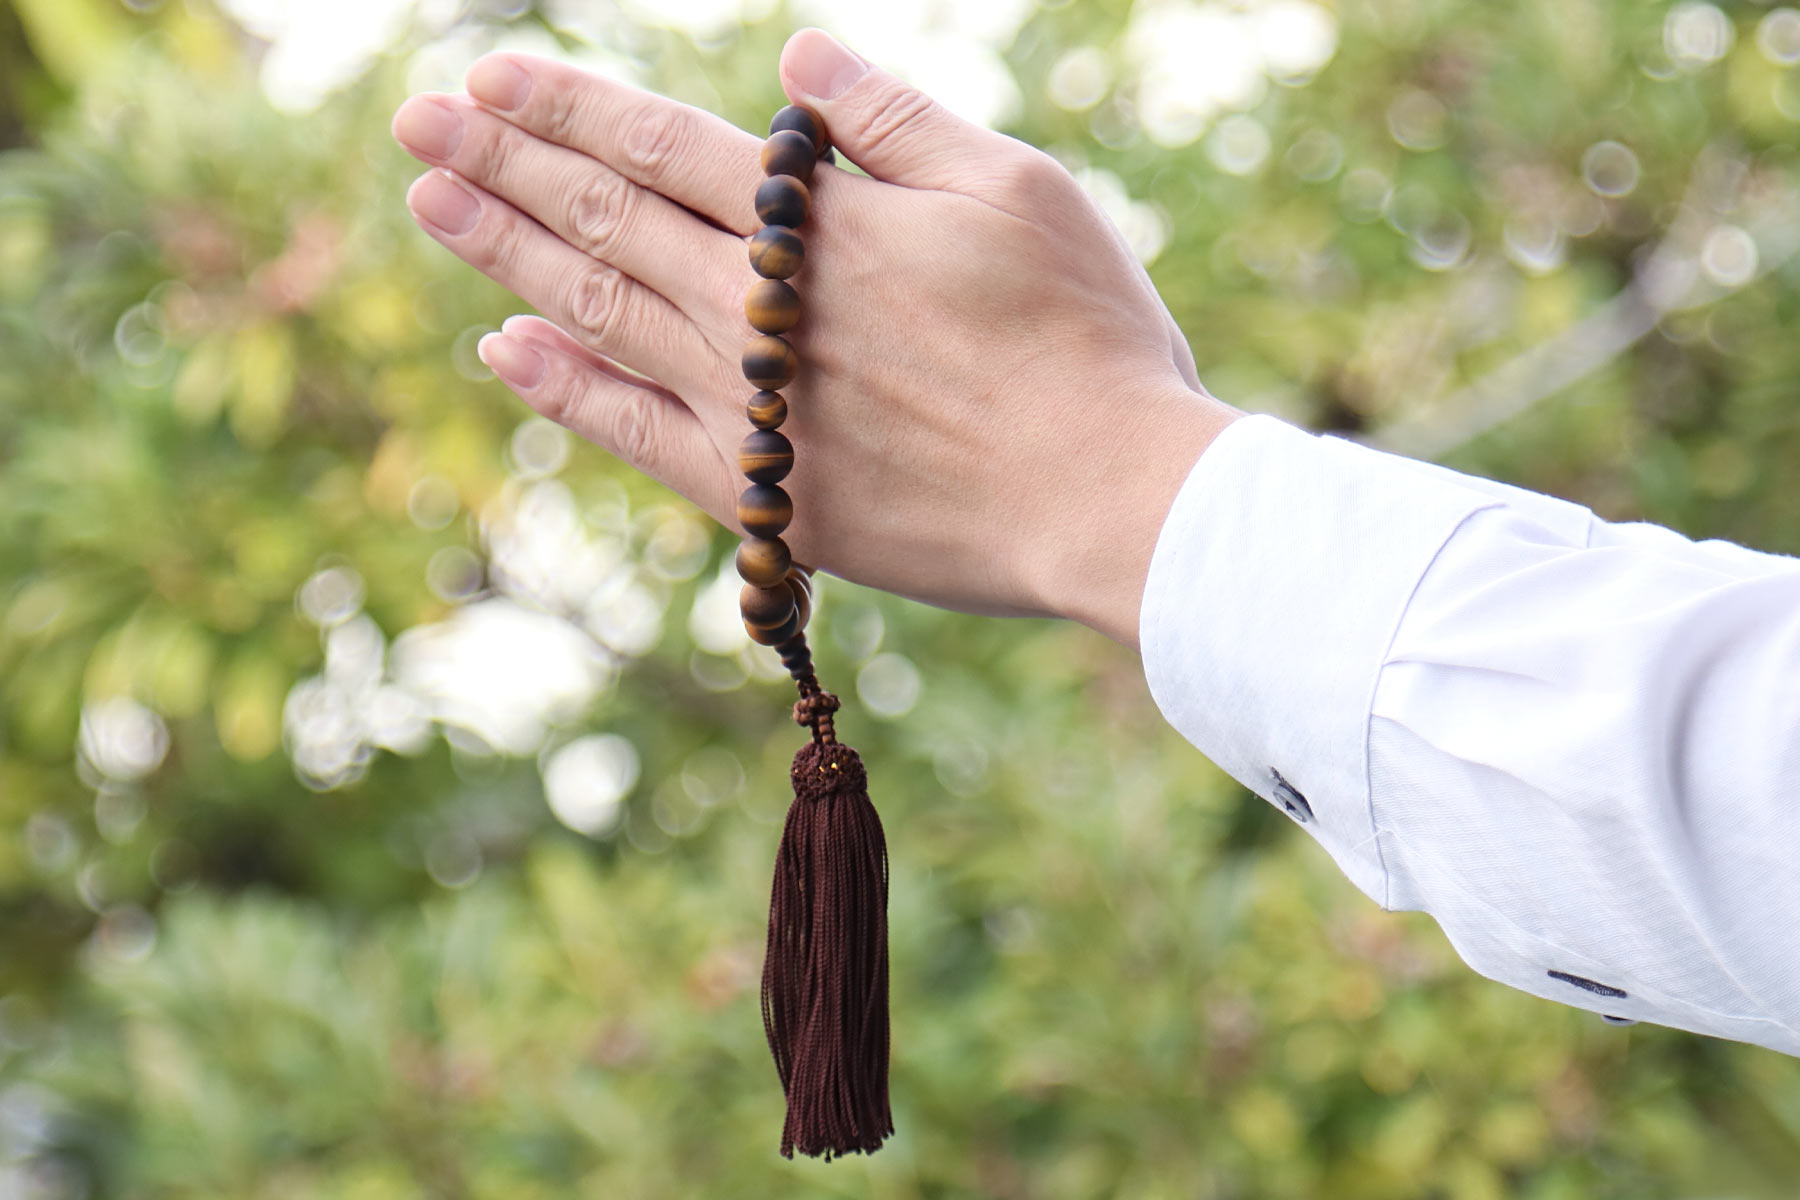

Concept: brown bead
[[744, 278, 800, 335], [746, 610, 801, 646], [754, 175, 810, 229], [785, 568, 812, 632], [738, 483, 792, 539], [736, 536, 791, 586], [740, 582, 796, 630], [747, 390, 787, 430], [770, 104, 827, 154], [739, 429, 794, 484], [748, 225, 804, 279], [761, 129, 816, 182], [741, 335, 798, 390]]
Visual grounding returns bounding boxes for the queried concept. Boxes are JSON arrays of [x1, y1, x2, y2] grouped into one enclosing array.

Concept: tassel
[[761, 685, 892, 1159]]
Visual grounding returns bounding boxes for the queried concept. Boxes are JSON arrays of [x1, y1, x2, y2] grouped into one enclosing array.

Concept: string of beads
[[738, 103, 836, 743], [747, 102, 892, 1162]]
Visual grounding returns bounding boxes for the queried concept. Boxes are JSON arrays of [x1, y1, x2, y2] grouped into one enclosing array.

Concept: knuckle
[[570, 266, 628, 342], [571, 170, 632, 257], [530, 373, 579, 428], [993, 150, 1067, 212], [457, 208, 506, 270], [540, 85, 582, 144], [608, 395, 660, 467], [470, 122, 509, 180], [857, 88, 936, 155], [621, 104, 684, 181]]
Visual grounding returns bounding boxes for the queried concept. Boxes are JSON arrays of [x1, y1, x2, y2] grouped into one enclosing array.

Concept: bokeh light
[[77, 698, 169, 783], [542, 732, 639, 836]]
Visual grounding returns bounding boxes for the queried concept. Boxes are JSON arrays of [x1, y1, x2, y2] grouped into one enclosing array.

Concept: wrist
[[1027, 379, 1240, 650]]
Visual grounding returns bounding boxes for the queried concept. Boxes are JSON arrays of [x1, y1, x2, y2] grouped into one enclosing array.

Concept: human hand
[[391, 28, 1238, 649]]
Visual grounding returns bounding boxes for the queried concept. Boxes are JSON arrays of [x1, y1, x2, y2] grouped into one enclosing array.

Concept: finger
[[778, 28, 1023, 189], [393, 94, 741, 339], [404, 170, 723, 398], [463, 53, 763, 236], [500, 313, 742, 449], [478, 329, 730, 514], [501, 314, 672, 396]]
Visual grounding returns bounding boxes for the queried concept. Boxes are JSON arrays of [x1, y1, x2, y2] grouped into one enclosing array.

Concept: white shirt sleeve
[[1138, 413, 1800, 1056]]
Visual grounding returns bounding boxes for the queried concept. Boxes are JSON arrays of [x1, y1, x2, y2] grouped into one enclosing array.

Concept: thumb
[[778, 28, 1012, 188]]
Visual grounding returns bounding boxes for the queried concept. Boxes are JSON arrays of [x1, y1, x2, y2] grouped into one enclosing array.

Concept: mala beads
[[734, 105, 814, 663], [743, 104, 894, 1162]]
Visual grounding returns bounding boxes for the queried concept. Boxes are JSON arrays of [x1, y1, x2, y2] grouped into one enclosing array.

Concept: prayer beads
[[748, 225, 804, 279], [740, 105, 891, 1165], [737, 105, 829, 655]]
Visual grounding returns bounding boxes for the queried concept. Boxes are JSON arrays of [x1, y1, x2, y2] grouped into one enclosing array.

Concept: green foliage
[[1, 0, 1798, 1196]]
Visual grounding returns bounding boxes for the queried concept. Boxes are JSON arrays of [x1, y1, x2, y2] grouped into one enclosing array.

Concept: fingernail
[[408, 171, 480, 236], [479, 332, 545, 389], [468, 56, 531, 111], [786, 28, 868, 100], [392, 96, 463, 160]]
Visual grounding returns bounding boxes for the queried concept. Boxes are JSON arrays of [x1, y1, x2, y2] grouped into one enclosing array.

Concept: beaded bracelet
[[743, 104, 893, 1161]]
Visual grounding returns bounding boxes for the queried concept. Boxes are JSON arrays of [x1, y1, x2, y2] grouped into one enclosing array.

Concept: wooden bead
[[747, 610, 801, 646], [770, 104, 827, 154], [744, 278, 800, 335], [736, 536, 791, 586], [754, 175, 810, 229], [747, 390, 787, 430], [741, 335, 798, 390], [740, 582, 796, 630], [761, 129, 816, 182], [739, 429, 794, 484], [738, 483, 793, 539], [785, 568, 812, 632], [748, 226, 804, 279]]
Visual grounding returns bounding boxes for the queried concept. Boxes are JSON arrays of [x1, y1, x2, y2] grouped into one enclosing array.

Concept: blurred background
[[2, 0, 1799, 1195]]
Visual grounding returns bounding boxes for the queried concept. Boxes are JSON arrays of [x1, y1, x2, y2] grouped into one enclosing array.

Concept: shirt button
[[1270, 769, 1313, 823], [1601, 1014, 1638, 1026]]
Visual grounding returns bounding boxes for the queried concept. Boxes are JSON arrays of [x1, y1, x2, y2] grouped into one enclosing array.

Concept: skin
[[391, 27, 1240, 650]]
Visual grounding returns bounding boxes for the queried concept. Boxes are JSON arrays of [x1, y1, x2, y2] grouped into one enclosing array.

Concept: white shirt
[[1139, 413, 1800, 1056]]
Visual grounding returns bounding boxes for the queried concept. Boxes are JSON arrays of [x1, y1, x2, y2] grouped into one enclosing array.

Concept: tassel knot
[[792, 689, 841, 739], [761, 740, 892, 1159]]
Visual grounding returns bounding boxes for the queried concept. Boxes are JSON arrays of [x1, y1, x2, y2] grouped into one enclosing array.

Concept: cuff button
[[1270, 769, 1313, 824]]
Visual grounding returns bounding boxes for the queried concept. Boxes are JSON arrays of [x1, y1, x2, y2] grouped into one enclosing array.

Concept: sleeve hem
[[1138, 414, 1499, 902]]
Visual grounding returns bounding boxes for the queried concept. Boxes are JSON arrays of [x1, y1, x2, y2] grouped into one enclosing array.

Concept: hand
[[391, 28, 1238, 649]]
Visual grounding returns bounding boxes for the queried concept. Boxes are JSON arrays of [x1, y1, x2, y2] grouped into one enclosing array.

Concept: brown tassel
[[761, 680, 893, 1159]]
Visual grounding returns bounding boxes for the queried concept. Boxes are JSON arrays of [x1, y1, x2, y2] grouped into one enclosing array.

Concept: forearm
[[1136, 412, 1800, 1054]]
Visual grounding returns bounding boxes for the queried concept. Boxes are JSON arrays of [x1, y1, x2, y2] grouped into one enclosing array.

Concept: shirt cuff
[[1138, 414, 1500, 903]]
